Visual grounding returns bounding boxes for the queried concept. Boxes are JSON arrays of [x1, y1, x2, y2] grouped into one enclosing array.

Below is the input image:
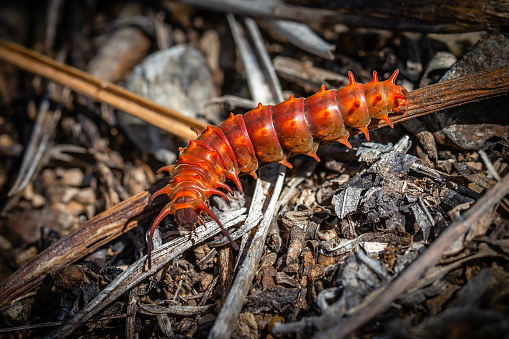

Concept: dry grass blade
[[0, 39, 207, 140], [207, 16, 287, 339], [209, 168, 286, 339], [7, 100, 62, 197]]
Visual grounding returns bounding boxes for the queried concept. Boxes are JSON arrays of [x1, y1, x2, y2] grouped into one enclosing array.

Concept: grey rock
[[118, 45, 220, 163]]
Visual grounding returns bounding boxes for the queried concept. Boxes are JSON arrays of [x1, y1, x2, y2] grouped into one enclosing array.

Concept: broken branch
[[0, 39, 207, 140]]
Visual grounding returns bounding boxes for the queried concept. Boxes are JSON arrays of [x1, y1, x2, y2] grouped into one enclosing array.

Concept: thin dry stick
[[208, 169, 286, 339], [46, 211, 247, 339], [0, 186, 161, 310], [0, 66, 506, 313], [356, 65, 509, 134], [315, 172, 509, 338], [0, 39, 207, 140]]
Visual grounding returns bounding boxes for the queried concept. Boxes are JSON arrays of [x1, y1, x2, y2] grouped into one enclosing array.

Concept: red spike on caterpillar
[[147, 70, 407, 269]]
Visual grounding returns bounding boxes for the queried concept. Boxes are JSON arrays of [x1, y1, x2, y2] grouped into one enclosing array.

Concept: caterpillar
[[147, 70, 407, 267]]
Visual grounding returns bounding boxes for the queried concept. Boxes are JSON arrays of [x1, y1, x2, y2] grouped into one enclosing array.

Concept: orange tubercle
[[359, 126, 370, 141], [147, 69, 408, 269]]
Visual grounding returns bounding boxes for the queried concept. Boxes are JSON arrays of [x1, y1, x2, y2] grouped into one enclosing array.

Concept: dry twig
[[0, 39, 206, 140], [356, 66, 509, 135], [0, 59, 506, 317], [0, 186, 161, 310]]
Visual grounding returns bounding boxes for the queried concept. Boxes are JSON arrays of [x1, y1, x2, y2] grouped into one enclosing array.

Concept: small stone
[[85, 205, 96, 220], [22, 182, 35, 200], [317, 229, 338, 241], [75, 187, 96, 205], [30, 192, 46, 208], [119, 45, 220, 162], [0, 133, 13, 148], [39, 169, 57, 187], [66, 200, 85, 217], [14, 246, 38, 266], [128, 166, 150, 194], [60, 187, 80, 204], [2, 299, 32, 326], [317, 253, 338, 267], [59, 168, 85, 187], [234, 312, 258, 339], [0, 235, 12, 251], [199, 273, 214, 292]]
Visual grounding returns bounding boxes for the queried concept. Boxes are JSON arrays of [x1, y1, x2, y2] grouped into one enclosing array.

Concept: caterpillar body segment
[[147, 70, 408, 268]]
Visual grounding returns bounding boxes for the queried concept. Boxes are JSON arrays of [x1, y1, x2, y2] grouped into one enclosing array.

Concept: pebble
[[14, 246, 38, 266], [4, 205, 73, 244], [317, 229, 338, 241], [1, 299, 32, 326], [59, 168, 85, 187], [199, 273, 214, 292]]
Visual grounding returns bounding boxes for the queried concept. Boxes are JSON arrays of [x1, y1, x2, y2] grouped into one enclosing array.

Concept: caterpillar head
[[174, 196, 199, 225]]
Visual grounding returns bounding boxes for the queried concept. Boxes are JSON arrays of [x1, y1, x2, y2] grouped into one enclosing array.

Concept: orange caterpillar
[[148, 70, 407, 267]]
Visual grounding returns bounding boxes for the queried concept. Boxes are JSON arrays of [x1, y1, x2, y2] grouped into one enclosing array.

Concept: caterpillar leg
[[147, 203, 173, 269], [359, 126, 370, 141], [147, 196, 239, 269], [174, 198, 239, 252], [174, 199, 239, 252], [193, 201, 239, 251]]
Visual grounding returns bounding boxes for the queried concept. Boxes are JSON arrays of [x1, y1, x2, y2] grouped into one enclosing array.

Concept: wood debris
[[0, 2, 508, 338]]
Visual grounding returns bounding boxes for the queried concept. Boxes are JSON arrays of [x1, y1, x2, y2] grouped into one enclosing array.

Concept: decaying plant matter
[[0, 2, 508, 338]]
